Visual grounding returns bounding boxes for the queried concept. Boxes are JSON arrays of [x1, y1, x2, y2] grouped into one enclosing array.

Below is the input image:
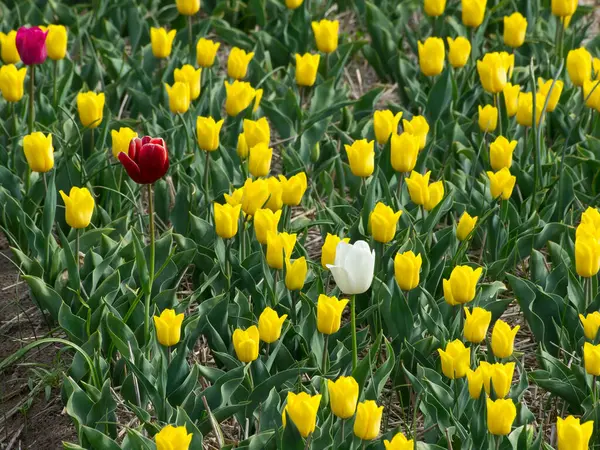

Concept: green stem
[[53, 60, 58, 107], [495, 435, 501, 450], [28, 64, 35, 134], [10, 102, 16, 171], [145, 184, 156, 354], [290, 290, 297, 323], [204, 150, 211, 203], [322, 334, 329, 373], [248, 361, 254, 390], [90, 128, 95, 153], [351, 294, 357, 371], [180, 113, 192, 155], [188, 15, 194, 63], [496, 93, 502, 137], [225, 238, 232, 293]]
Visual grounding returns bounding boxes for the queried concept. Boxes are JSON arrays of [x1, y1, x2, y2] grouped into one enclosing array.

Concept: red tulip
[[16, 27, 48, 65], [118, 136, 169, 184]]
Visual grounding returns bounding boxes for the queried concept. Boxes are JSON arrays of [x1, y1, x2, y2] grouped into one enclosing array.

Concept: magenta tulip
[[16, 27, 48, 65]]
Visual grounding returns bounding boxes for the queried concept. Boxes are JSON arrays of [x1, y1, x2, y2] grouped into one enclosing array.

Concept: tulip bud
[[402, 116, 429, 150], [77, 91, 105, 129], [153, 309, 184, 347], [477, 53, 508, 94], [418, 37, 445, 77], [394, 251, 422, 291], [353, 400, 383, 440], [227, 47, 254, 80], [233, 325, 260, 362], [491, 319, 519, 358], [150, 27, 176, 59], [503, 12, 527, 48], [225, 186, 244, 208], [243, 118, 270, 148], [463, 307, 491, 343], [253, 88, 263, 113], [266, 231, 297, 270], [16, 27, 47, 65], [258, 307, 287, 343], [165, 81, 190, 114], [174, 65, 202, 100], [384, 432, 414, 450], [424, 0, 446, 17], [248, 143, 273, 178], [583, 79, 600, 112], [447, 37, 471, 69], [224, 80, 256, 116], [424, 180, 444, 211], [59, 186, 95, 229], [466, 364, 489, 399], [327, 240, 375, 295], [111, 127, 138, 159], [295, 53, 320, 87], [487, 398, 516, 435], [580, 312, 600, 340], [285, 257, 307, 290], [438, 339, 471, 379], [321, 234, 350, 269], [234, 134, 248, 160], [282, 392, 321, 438], [176, 0, 200, 15], [196, 38, 220, 67], [369, 202, 402, 243], [373, 110, 403, 145], [552, 0, 577, 17], [155, 425, 192, 450], [575, 235, 600, 278], [556, 416, 593, 450], [461, 0, 487, 28], [345, 139, 375, 178], [478, 104, 498, 132], [316, 294, 348, 334], [311, 142, 320, 162], [254, 209, 281, 244], [46, 25, 68, 60], [119, 136, 170, 184], [489, 136, 517, 172], [278, 172, 307, 206], [391, 132, 419, 173], [23, 132, 54, 173], [195, 116, 224, 152], [286, 0, 304, 8], [457, 212, 478, 241], [585, 342, 600, 375], [0, 31, 20, 64], [0, 64, 27, 102], [311, 19, 339, 54], [214, 203, 241, 239], [241, 178, 269, 216], [443, 265, 483, 306], [567, 47, 592, 87], [265, 177, 283, 212], [327, 376, 359, 419], [487, 167, 516, 200], [503, 83, 521, 117]]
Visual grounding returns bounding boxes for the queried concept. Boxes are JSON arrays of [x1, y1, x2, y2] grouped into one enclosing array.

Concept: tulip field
[[1, 0, 600, 448]]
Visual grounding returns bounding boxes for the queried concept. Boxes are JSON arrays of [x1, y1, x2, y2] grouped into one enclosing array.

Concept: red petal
[[118, 151, 143, 184], [137, 143, 169, 184]]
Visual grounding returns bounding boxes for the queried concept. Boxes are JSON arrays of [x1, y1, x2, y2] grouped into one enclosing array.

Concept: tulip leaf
[[22, 275, 62, 321], [106, 312, 140, 361], [425, 69, 453, 124], [81, 426, 121, 450]]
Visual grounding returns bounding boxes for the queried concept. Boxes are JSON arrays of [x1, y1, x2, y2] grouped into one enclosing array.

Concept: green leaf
[[426, 68, 453, 123]]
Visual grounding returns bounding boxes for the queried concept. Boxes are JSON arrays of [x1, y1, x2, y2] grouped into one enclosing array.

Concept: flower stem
[[495, 435, 502, 450], [53, 60, 58, 107], [248, 361, 254, 390], [28, 64, 35, 134], [322, 334, 329, 373], [144, 184, 156, 355], [204, 150, 211, 204], [496, 93, 502, 136], [351, 294, 357, 371], [188, 15, 194, 64]]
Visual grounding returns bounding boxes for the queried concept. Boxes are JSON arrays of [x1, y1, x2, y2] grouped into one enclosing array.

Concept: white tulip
[[327, 240, 375, 295]]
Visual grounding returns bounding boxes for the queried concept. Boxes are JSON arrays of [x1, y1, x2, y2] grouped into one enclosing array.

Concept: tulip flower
[[248, 143, 273, 178], [152, 309, 184, 347], [402, 116, 429, 150], [384, 432, 414, 450], [405, 171, 443, 210], [16, 27, 47, 65], [155, 425, 192, 450], [286, 0, 304, 8], [232, 325, 260, 362], [425, 181, 444, 211], [394, 251, 422, 291], [264, 177, 283, 212], [575, 236, 600, 277], [225, 186, 244, 208], [516, 92, 544, 127], [369, 202, 402, 243], [537, 78, 563, 112], [594, 58, 600, 80], [479, 103, 498, 133], [461, 0, 487, 28], [443, 265, 483, 306], [503, 83, 520, 117], [0, 31, 20, 64], [174, 65, 201, 100], [463, 306, 491, 343], [447, 37, 471, 69], [487, 398, 516, 435], [243, 117, 270, 148], [485, 362, 515, 398], [487, 167, 516, 200], [258, 307, 287, 343], [567, 47, 592, 87], [328, 376, 359, 419], [585, 342, 600, 375], [477, 53, 508, 94], [214, 203, 241, 239], [282, 392, 321, 438], [438, 339, 470, 379], [503, 12, 527, 48], [241, 178, 269, 216], [285, 257, 307, 290], [254, 88, 263, 112], [150, 27, 176, 59], [254, 209, 281, 244], [327, 240, 375, 295], [295, 53, 320, 87], [345, 139, 375, 177], [46, 25, 67, 60], [195, 116, 224, 152], [466, 364, 489, 399], [266, 232, 297, 270], [457, 212, 478, 241], [552, 0, 577, 17], [236, 133, 249, 160], [224, 80, 256, 116], [227, 47, 254, 80], [77, 91, 105, 129], [424, 0, 446, 16], [317, 294, 348, 334], [0, 65, 27, 102], [583, 79, 600, 112], [354, 400, 383, 440], [111, 127, 138, 159], [321, 234, 350, 269], [390, 132, 419, 174], [418, 37, 445, 77], [580, 312, 600, 340], [59, 186, 95, 230], [119, 136, 170, 184], [556, 416, 593, 450], [165, 81, 190, 114], [374, 110, 403, 144], [176, 0, 200, 15], [491, 319, 519, 358], [579, 207, 600, 237], [311, 19, 339, 54], [23, 132, 54, 173], [278, 172, 308, 206], [196, 38, 220, 67], [490, 136, 517, 171]]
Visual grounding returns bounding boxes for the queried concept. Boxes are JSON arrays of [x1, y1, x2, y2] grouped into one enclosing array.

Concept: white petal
[[328, 265, 353, 295], [334, 241, 353, 266], [353, 240, 372, 252]]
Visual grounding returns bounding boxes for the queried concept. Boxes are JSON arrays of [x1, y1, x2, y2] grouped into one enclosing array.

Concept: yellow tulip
[[353, 400, 383, 440], [457, 212, 478, 241], [438, 339, 470, 379], [59, 187, 95, 229], [487, 167, 516, 200], [176, 0, 200, 15], [443, 265, 483, 306], [46, 25, 68, 60], [424, 180, 444, 211], [77, 91, 105, 129], [224, 80, 256, 116], [563, 14, 573, 29], [424, 0, 446, 16], [583, 79, 600, 112], [317, 294, 348, 334], [491, 319, 519, 358], [418, 37, 445, 77], [266, 231, 296, 270], [327, 376, 359, 419], [394, 251, 422, 291], [0, 65, 27, 102], [464, 307, 491, 343], [196, 116, 224, 151], [466, 364, 489, 399], [321, 234, 350, 269], [487, 398, 516, 435], [447, 37, 471, 69], [405, 171, 431, 206], [225, 186, 245, 208], [575, 235, 600, 277], [174, 64, 202, 100], [153, 309, 184, 347], [580, 312, 600, 340], [155, 425, 192, 450], [402, 116, 429, 150], [391, 132, 419, 173], [567, 47, 592, 87], [537, 78, 563, 112], [0, 31, 19, 64], [594, 57, 600, 80], [214, 203, 241, 239], [485, 362, 515, 398], [243, 117, 270, 148], [282, 392, 321, 437], [503, 83, 521, 117], [241, 178, 269, 216], [237, 133, 249, 160], [23, 132, 54, 173], [311, 19, 339, 54], [503, 13, 527, 48], [285, 257, 307, 290], [165, 81, 190, 114], [384, 432, 414, 450], [295, 53, 320, 87], [374, 110, 403, 145], [585, 342, 600, 376], [254, 88, 263, 113], [462, 0, 487, 27], [369, 202, 402, 243], [477, 53, 508, 94], [196, 38, 220, 67], [552, 0, 577, 17], [579, 207, 600, 239], [248, 143, 272, 178], [227, 47, 254, 80], [516, 92, 544, 127], [278, 173, 307, 206], [233, 325, 260, 363], [490, 136, 517, 171], [556, 416, 593, 450], [265, 177, 283, 212], [254, 208, 282, 244], [258, 307, 287, 343], [111, 127, 138, 159], [345, 139, 375, 177], [150, 27, 176, 59], [286, 0, 304, 9]]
